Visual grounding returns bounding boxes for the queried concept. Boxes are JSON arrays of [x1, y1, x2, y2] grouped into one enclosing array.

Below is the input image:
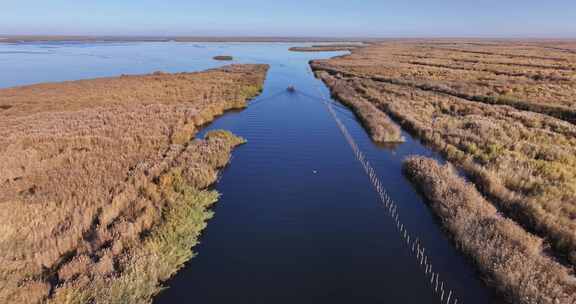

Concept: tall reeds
[[312, 41, 576, 268], [0, 65, 267, 303], [404, 156, 576, 304], [316, 71, 404, 143]]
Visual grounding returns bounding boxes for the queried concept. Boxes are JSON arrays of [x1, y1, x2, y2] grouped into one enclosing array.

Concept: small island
[[213, 55, 234, 61]]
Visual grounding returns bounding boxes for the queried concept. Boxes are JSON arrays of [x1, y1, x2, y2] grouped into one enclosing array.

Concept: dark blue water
[[0, 42, 499, 303]]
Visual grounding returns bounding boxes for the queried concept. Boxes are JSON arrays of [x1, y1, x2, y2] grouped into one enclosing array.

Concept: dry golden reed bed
[[0, 64, 268, 303], [313, 40, 576, 123], [318, 71, 404, 143], [312, 40, 576, 302], [404, 157, 576, 304]]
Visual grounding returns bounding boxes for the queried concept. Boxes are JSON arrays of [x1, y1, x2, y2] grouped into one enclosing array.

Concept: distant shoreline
[[0, 35, 374, 43], [0, 36, 575, 44]]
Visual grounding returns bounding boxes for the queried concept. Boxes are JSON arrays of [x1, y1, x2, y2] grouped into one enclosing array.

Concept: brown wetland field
[[0, 64, 267, 303], [311, 40, 576, 304]]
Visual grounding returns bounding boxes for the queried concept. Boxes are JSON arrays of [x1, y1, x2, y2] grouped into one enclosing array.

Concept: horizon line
[[1, 34, 576, 42]]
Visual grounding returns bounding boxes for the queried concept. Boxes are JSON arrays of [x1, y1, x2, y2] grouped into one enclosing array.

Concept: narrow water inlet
[[153, 48, 501, 303]]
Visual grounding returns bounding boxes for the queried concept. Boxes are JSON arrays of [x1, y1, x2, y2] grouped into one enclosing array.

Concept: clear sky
[[1, 0, 575, 37]]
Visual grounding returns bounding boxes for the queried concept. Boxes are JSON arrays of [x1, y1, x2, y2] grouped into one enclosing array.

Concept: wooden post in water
[[441, 281, 444, 301]]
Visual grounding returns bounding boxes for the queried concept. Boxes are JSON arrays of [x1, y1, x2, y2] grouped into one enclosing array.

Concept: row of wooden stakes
[[314, 79, 461, 304]]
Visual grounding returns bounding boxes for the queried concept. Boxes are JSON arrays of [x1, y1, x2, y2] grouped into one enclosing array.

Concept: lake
[[0, 42, 500, 303]]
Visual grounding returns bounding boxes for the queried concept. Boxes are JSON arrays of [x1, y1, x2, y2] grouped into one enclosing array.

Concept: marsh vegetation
[[0, 64, 268, 303], [404, 157, 576, 304], [317, 71, 404, 143], [313, 40, 576, 303]]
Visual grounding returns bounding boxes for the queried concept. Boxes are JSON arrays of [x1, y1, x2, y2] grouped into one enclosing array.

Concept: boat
[[287, 85, 296, 92]]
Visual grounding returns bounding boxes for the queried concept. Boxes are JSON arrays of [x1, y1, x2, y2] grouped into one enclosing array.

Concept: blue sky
[[1, 0, 575, 37]]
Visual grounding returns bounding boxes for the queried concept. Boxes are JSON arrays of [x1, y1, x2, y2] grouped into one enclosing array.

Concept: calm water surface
[[1, 42, 500, 303]]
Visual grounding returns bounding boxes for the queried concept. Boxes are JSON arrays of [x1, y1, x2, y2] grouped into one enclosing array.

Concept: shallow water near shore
[[1, 42, 500, 303]]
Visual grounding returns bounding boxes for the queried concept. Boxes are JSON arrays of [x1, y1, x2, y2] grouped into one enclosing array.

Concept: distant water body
[[1, 42, 501, 303]]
